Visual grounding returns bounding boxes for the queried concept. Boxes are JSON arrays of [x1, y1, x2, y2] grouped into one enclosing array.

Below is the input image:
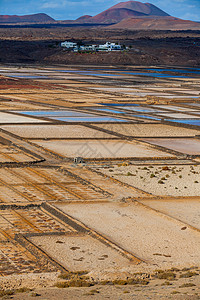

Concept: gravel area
[[95, 123, 200, 137], [100, 164, 200, 196], [0, 125, 115, 139]]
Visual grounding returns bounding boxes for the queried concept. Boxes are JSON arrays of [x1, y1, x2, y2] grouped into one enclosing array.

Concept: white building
[[98, 42, 122, 51], [79, 45, 97, 51], [61, 41, 77, 49]]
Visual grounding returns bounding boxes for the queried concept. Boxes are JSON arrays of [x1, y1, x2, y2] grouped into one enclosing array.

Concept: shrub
[[155, 271, 176, 280], [0, 290, 14, 297], [180, 271, 198, 278], [16, 287, 31, 293], [113, 278, 149, 285], [127, 172, 133, 176], [68, 279, 93, 287], [162, 166, 170, 171], [179, 283, 196, 288], [158, 180, 164, 184], [54, 281, 69, 288]]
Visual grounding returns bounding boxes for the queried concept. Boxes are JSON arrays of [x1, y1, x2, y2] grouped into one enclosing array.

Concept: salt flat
[[33, 139, 175, 158], [55, 202, 200, 269]]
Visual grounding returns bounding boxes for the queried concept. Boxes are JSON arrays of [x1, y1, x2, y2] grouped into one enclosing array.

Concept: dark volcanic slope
[[108, 16, 200, 30], [0, 13, 55, 23], [0, 28, 200, 67]]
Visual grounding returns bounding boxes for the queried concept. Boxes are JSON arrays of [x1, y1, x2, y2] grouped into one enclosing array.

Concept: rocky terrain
[[0, 28, 199, 66]]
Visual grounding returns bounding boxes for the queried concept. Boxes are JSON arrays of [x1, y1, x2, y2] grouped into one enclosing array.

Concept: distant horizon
[[1, 0, 199, 22]]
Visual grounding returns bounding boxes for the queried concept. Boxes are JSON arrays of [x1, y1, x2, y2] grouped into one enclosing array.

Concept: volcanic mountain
[[77, 1, 170, 23], [76, 15, 92, 22], [0, 13, 55, 23], [108, 16, 200, 30], [107, 17, 200, 30]]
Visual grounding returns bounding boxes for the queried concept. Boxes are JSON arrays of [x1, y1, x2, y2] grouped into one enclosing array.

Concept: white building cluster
[[61, 41, 123, 52]]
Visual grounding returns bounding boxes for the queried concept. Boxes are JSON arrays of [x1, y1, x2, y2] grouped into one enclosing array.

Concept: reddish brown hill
[[89, 8, 147, 23], [0, 13, 55, 23], [110, 1, 170, 16], [76, 15, 92, 22], [108, 16, 200, 30], [77, 1, 170, 24]]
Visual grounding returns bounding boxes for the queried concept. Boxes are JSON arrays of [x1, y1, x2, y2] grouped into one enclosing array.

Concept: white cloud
[[181, 12, 200, 21], [41, 1, 67, 9]]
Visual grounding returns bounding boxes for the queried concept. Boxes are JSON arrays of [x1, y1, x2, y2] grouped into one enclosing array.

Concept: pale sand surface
[[95, 123, 200, 137], [0, 125, 115, 139], [100, 164, 200, 196], [153, 105, 196, 112], [0, 112, 48, 123], [0, 101, 52, 111], [30, 234, 131, 272], [143, 138, 200, 155], [9, 282, 200, 300], [3, 274, 200, 300], [0, 273, 59, 291], [32, 139, 174, 159], [158, 113, 199, 119], [91, 87, 174, 97], [55, 202, 200, 269], [140, 199, 200, 229]]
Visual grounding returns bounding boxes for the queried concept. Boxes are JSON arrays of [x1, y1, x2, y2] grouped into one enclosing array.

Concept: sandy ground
[[8, 277, 200, 300], [0, 124, 115, 139], [0, 112, 48, 123], [55, 202, 200, 270], [0, 101, 52, 111], [91, 87, 175, 97], [32, 139, 174, 159], [143, 138, 200, 155], [153, 105, 197, 112], [30, 234, 131, 273], [140, 199, 200, 229], [95, 123, 200, 137], [0, 270, 199, 300], [157, 113, 199, 119], [100, 164, 200, 196]]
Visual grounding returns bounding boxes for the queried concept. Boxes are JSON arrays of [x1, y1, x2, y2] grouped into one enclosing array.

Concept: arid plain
[[0, 65, 199, 299]]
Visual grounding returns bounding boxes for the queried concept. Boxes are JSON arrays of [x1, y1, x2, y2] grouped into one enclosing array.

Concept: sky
[[0, 0, 200, 21]]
